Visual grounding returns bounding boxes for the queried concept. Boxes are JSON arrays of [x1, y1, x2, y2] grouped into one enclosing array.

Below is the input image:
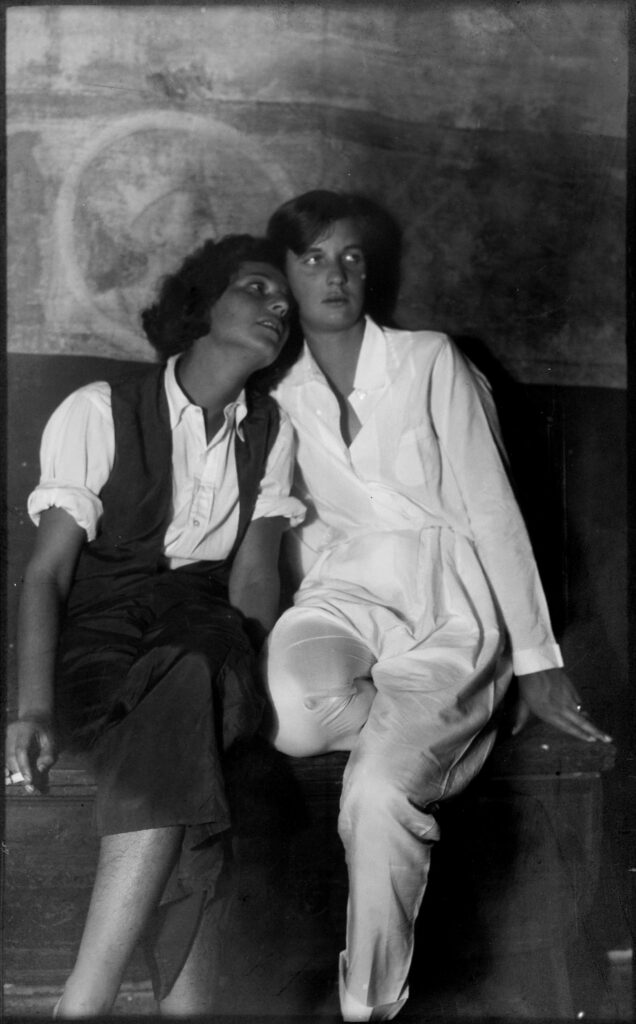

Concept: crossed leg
[[265, 606, 377, 756], [266, 603, 508, 1021]]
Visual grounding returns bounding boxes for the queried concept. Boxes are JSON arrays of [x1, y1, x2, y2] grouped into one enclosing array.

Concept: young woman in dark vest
[[5, 235, 304, 1016]]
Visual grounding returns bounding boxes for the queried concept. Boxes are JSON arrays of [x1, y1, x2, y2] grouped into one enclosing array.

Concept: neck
[[303, 319, 366, 397], [176, 346, 248, 414]]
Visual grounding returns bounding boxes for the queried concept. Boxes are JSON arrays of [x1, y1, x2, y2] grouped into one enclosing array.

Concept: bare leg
[[57, 826, 183, 1017], [158, 894, 231, 1016]]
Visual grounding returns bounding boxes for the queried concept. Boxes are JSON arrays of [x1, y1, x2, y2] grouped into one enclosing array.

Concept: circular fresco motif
[[52, 111, 293, 355]]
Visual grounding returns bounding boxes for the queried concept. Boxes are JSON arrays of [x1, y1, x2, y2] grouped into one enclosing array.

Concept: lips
[[257, 318, 283, 339]]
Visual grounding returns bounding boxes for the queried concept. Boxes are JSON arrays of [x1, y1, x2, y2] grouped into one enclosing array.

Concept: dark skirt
[[55, 565, 265, 998]]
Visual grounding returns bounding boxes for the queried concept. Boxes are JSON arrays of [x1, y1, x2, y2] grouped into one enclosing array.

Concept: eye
[[301, 254, 321, 266], [343, 250, 364, 266], [246, 280, 267, 294]]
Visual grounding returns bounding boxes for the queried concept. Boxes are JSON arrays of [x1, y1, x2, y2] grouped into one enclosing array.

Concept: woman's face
[[285, 218, 366, 336], [207, 261, 291, 369]]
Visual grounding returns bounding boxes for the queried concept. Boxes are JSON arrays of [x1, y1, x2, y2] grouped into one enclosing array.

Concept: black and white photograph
[[3, 2, 632, 1021]]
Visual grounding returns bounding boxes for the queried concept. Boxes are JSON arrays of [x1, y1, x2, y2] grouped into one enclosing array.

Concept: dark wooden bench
[[3, 352, 619, 1018], [4, 725, 616, 1018]]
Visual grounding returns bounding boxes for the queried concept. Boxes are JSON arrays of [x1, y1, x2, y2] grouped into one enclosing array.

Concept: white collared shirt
[[28, 355, 305, 568], [274, 317, 562, 676]]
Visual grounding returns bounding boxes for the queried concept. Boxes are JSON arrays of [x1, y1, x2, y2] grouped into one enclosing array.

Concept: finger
[[6, 757, 36, 794], [546, 707, 608, 743], [563, 707, 613, 743], [511, 700, 530, 735], [541, 712, 599, 743], [523, 697, 596, 740], [36, 732, 56, 772], [15, 745, 34, 783]]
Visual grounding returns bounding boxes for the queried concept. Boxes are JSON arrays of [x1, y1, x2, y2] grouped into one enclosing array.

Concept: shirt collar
[[352, 317, 387, 394], [165, 355, 248, 439], [285, 316, 388, 391]]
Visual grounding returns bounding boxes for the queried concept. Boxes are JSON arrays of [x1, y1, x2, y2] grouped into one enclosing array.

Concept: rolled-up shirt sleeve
[[252, 409, 305, 526], [27, 383, 115, 541]]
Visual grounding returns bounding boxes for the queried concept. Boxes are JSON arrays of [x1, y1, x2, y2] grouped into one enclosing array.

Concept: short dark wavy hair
[[141, 233, 302, 392], [266, 190, 402, 325]]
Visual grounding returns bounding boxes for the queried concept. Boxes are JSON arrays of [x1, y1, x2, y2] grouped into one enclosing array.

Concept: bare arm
[[228, 516, 286, 653], [6, 507, 86, 791]]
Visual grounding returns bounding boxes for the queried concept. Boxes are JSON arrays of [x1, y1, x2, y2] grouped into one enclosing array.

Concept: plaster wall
[[7, 2, 627, 386]]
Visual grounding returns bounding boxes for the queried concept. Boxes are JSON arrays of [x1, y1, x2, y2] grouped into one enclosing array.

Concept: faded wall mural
[[7, 2, 627, 385]]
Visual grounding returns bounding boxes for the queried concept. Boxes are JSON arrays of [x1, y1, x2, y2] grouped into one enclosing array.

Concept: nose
[[327, 258, 347, 284], [268, 292, 290, 319]]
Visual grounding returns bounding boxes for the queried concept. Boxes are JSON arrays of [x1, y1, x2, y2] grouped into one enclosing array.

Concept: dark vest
[[67, 365, 280, 615]]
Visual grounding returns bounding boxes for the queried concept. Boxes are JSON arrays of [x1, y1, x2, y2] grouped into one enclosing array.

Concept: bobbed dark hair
[[266, 190, 402, 324], [140, 233, 302, 392]]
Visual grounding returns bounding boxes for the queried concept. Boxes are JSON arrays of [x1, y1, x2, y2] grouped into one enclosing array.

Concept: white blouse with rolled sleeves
[[273, 317, 562, 678], [28, 355, 305, 568]]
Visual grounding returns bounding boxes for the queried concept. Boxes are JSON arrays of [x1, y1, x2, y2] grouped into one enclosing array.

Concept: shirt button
[[357, 390, 367, 399], [193, 519, 200, 527]]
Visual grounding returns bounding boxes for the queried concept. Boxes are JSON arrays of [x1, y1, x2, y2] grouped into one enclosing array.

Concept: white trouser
[[266, 599, 510, 1020]]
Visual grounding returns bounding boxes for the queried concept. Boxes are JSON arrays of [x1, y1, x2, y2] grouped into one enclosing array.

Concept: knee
[[166, 648, 213, 701], [265, 613, 374, 757], [265, 643, 306, 718], [265, 665, 372, 758], [263, 662, 320, 759], [264, 625, 329, 757], [267, 684, 322, 757]]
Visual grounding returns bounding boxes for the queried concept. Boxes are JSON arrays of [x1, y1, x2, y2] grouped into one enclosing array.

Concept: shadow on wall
[[452, 333, 567, 625]]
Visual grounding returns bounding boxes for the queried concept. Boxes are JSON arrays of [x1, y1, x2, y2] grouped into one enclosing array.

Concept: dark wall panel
[[6, 354, 627, 732]]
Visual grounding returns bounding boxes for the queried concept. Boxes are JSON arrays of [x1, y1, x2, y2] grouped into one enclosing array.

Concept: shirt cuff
[[27, 485, 101, 541], [252, 495, 306, 528], [512, 643, 564, 677]]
